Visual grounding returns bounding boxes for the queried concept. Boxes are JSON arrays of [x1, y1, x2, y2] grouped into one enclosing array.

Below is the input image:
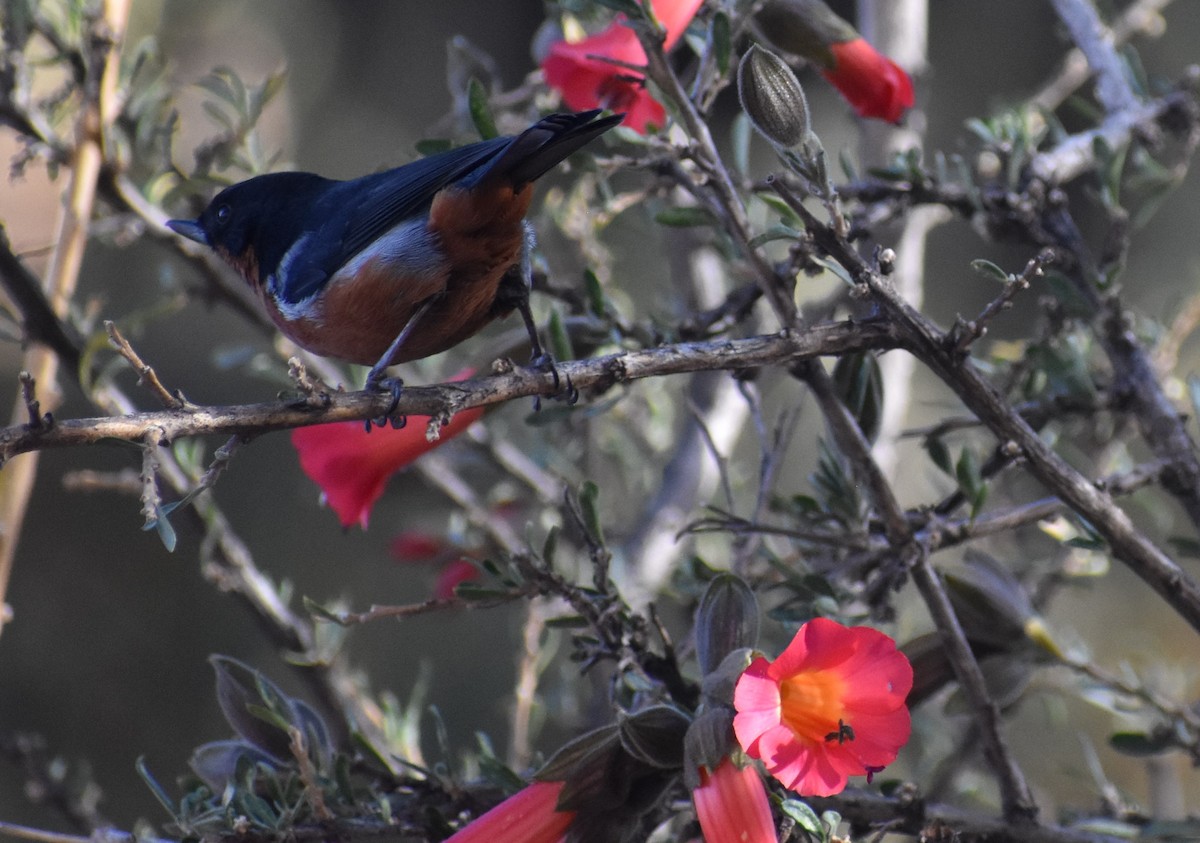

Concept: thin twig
[[949, 250, 1052, 355], [105, 321, 186, 409]]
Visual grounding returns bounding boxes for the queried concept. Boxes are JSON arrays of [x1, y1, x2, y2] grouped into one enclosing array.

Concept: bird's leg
[[495, 225, 576, 408], [363, 295, 440, 430]]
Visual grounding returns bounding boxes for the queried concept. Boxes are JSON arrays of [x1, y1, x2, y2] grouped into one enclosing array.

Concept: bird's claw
[[528, 352, 577, 410], [364, 376, 406, 432]]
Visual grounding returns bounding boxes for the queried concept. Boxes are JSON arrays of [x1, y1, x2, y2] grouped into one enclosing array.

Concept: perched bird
[[168, 109, 620, 417]]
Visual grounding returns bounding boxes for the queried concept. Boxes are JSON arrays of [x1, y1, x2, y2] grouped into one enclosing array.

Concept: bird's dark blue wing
[[277, 137, 512, 303]]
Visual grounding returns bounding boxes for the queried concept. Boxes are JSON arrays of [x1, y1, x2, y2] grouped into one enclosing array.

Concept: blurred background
[[1, 0, 1199, 834]]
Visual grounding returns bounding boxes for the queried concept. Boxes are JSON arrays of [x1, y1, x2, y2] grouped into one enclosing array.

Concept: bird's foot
[[363, 374, 406, 431], [528, 352, 577, 411]]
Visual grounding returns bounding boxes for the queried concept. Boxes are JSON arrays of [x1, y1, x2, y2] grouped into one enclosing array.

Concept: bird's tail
[[473, 110, 622, 189]]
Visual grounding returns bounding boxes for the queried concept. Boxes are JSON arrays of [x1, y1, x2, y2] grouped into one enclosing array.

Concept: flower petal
[[822, 37, 914, 124], [291, 371, 482, 529], [445, 781, 572, 843], [693, 758, 776, 843]]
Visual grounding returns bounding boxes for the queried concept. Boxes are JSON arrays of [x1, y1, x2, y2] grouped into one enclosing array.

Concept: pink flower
[[693, 758, 777, 843], [822, 38, 913, 124], [733, 618, 912, 797], [291, 372, 483, 529], [542, 0, 703, 133], [445, 780, 573, 843]]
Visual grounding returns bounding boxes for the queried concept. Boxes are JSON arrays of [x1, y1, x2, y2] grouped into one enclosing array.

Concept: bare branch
[[0, 323, 900, 461]]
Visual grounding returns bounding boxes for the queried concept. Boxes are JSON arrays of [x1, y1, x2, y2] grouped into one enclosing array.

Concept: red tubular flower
[[693, 758, 777, 843], [821, 37, 913, 124], [733, 618, 912, 797], [433, 559, 480, 600], [291, 372, 483, 529], [445, 780, 573, 843], [542, 0, 703, 133]]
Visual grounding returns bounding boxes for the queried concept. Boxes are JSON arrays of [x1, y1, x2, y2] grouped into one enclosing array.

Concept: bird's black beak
[[166, 218, 209, 246]]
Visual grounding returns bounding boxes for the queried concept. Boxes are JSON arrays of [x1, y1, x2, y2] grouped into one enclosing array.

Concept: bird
[[167, 109, 621, 422]]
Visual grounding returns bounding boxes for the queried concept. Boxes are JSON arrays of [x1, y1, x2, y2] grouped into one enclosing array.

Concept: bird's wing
[[278, 137, 511, 303]]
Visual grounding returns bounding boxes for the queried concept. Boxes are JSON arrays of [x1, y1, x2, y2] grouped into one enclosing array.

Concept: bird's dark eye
[[214, 204, 232, 226]]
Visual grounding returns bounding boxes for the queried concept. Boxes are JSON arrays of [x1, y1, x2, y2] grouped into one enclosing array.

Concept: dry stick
[[0, 322, 900, 459], [796, 362, 1039, 823], [105, 321, 186, 409], [0, 0, 130, 637], [774, 181, 1200, 635]]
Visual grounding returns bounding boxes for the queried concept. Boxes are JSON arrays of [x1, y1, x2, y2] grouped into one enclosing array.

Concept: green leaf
[[547, 308, 574, 362], [838, 146, 858, 181], [731, 112, 752, 178], [748, 224, 800, 249], [970, 259, 1010, 283], [924, 435, 953, 475], [955, 447, 987, 519], [143, 504, 177, 552], [414, 138, 452, 157], [781, 798, 825, 838], [593, 0, 643, 14], [544, 614, 589, 628], [832, 351, 883, 444], [579, 480, 605, 545], [710, 11, 731, 76], [810, 254, 855, 287], [467, 77, 497, 140], [542, 525, 560, 566], [654, 206, 716, 227], [754, 191, 801, 223], [583, 268, 607, 317], [1109, 731, 1173, 757]]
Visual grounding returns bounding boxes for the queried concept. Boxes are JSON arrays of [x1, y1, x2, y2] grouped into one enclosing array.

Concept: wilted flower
[[692, 758, 777, 843], [541, 0, 703, 133], [733, 617, 912, 797], [291, 371, 483, 529], [444, 780, 573, 843]]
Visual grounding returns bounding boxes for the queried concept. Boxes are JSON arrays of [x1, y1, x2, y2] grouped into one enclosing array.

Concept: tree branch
[[0, 322, 900, 461]]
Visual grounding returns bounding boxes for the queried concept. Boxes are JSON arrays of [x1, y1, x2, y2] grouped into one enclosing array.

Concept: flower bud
[[695, 573, 760, 676], [737, 43, 811, 148]]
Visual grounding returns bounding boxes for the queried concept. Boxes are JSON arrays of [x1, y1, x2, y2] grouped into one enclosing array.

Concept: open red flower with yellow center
[[733, 617, 912, 797], [541, 0, 703, 133]]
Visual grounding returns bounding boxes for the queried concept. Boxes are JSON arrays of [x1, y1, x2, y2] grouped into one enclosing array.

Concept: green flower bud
[[737, 43, 811, 148], [695, 573, 760, 677]]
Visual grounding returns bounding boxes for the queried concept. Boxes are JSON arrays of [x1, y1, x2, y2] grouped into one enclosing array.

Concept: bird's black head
[[167, 172, 332, 286]]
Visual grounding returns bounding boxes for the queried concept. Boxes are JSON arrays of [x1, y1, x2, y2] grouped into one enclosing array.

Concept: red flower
[[821, 38, 913, 124], [291, 373, 483, 529], [733, 618, 912, 797], [693, 758, 777, 843], [445, 780, 573, 843], [542, 0, 703, 133], [433, 560, 480, 600]]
